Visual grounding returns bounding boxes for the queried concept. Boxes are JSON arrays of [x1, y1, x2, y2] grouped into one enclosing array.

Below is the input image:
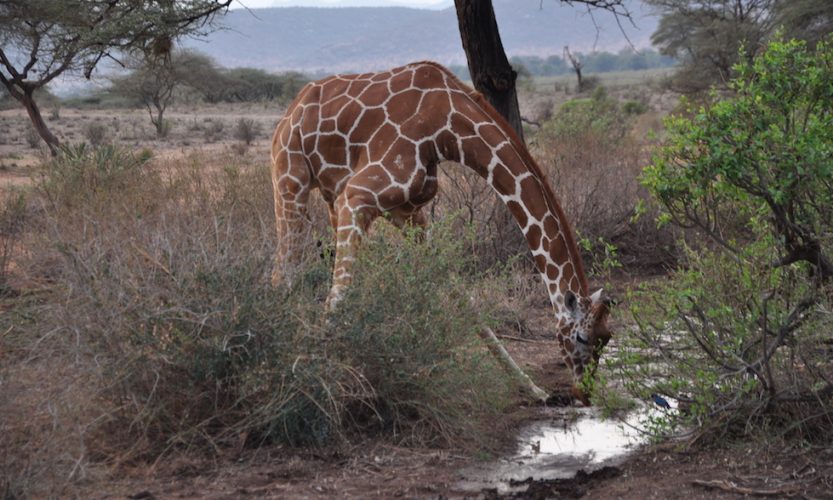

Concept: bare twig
[[691, 479, 797, 496], [479, 327, 549, 402]]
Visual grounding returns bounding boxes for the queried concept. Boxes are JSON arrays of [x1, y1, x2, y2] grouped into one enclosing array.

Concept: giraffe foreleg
[[325, 192, 380, 310]]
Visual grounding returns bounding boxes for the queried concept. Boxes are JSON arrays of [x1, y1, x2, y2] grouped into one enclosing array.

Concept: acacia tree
[[645, 0, 775, 91], [109, 51, 217, 137], [453, 0, 630, 141], [774, 0, 833, 48], [0, 0, 231, 154]]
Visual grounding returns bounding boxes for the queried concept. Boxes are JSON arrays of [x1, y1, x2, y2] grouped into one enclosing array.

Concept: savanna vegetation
[[2, 0, 833, 498]]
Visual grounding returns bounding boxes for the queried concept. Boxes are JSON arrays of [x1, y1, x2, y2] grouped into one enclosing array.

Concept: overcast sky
[[231, 0, 452, 9]]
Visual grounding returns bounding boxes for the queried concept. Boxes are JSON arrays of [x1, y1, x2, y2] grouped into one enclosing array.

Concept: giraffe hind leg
[[271, 150, 312, 289]]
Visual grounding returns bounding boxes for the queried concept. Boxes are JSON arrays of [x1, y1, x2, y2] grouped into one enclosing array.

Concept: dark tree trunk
[[454, 0, 524, 142], [564, 46, 583, 92], [20, 89, 59, 156]]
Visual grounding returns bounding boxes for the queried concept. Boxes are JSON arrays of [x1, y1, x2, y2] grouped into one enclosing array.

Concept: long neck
[[437, 96, 589, 322]]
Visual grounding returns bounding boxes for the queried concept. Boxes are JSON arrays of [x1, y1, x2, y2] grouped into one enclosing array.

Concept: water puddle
[[457, 405, 663, 493]]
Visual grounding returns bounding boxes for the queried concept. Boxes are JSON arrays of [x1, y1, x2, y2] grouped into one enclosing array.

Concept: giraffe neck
[[436, 100, 588, 323]]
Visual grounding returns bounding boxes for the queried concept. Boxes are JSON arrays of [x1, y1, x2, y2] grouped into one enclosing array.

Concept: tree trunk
[[564, 46, 583, 92], [20, 90, 59, 156], [454, 0, 524, 142]]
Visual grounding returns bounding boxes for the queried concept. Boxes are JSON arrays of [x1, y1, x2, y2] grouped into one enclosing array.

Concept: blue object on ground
[[650, 393, 671, 409]]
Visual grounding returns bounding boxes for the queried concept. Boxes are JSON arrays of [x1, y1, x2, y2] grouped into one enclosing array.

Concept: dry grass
[[0, 145, 514, 497]]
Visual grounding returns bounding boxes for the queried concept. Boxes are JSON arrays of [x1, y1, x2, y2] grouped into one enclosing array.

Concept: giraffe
[[270, 61, 612, 404]]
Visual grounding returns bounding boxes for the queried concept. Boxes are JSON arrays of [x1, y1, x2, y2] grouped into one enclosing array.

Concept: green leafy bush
[[611, 37, 833, 441]]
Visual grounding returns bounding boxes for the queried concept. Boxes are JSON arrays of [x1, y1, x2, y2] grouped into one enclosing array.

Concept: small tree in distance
[[109, 51, 218, 138]]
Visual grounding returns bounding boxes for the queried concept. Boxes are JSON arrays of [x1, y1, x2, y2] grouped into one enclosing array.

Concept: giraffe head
[[562, 288, 613, 405]]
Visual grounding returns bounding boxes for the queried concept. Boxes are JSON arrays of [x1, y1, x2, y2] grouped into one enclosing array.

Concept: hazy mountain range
[[187, 0, 657, 74]]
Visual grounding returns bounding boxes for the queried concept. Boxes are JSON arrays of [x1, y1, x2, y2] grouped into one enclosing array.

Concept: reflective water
[[457, 405, 663, 493]]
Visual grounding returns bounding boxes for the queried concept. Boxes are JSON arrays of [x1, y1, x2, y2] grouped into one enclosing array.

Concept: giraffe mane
[[409, 61, 590, 296]]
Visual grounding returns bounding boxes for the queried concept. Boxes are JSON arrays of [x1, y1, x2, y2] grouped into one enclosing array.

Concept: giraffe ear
[[590, 288, 603, 305], [565, 290, 578, 314]]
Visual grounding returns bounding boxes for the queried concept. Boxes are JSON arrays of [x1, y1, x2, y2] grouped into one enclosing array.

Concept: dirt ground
[[4, 104, 832, 499], [68, 325, 833, 499]]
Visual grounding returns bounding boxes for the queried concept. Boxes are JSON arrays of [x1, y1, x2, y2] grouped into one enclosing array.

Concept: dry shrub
[[1, 145, 512, 495], [203, 119, 224, 143], [0, 191, 26, 294], [533, 89, 677, 271], [24, 124, 40, 149], [233, 117, 260, 145], [433, 166, 527, 270], [83, 120, 109, 147]]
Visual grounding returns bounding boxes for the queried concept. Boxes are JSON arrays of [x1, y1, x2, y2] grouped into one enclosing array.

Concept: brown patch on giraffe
[[542, 214, 559, 238], [350, 107, 386, 143], [417, 141, 438, 167], [521, 175, 548, 220], [411, 65, 444, 89], [319, 134, 347, 166], [276, 174, 303, 195], [278, 125, 291, 148], [290, 106, 304, 127], [378, 185, 408, 210], [335, 100, 364, 133], [370, 71, 392, 82], [409, 173, 437, 205], [546, 264, 559, 281], [347, 79, 372, 96], [389, 70, 413, 93], [382, 139, 417, 181], [387, 89, 422, 124], [451, 92, 484, 117], [418, 90, 451, 121], [308, 152, 323, 173], [461, 137, 492, 168], [526, 224, 543, 249], [317, 166, 349, 194], [320, 94, 351, 120], [435, 129, 459, 162], [368, 123, 398, 159], [401, 117, 429, 142], [560, 263, 577, 287], [477, 122, 505, 148], [350, 164, 389, 192], [534, 254, 548, 273], [505, 200, 528, 229], [491, 164, 517, 196], [450, 112, 476, 136], [321, 77, 351, 98], [358, 82, 390, 107], [348, 144, 368, 166], [302, 104, 320, 127], [319, 118, 337, 134], [303, 134, 318, 156]]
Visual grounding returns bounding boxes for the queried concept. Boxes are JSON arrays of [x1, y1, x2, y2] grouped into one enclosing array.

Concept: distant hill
[[186, 0, 657, 74]]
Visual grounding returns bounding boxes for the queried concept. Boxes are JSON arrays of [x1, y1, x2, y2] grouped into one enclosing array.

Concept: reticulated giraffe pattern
[[271, 61, 612, 403]]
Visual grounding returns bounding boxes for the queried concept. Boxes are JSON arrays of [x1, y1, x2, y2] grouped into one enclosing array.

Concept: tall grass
[[0, 145, 513, 497]]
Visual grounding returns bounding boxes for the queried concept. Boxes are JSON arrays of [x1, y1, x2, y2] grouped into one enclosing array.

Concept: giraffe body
[[271, 61, 611, 403]]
